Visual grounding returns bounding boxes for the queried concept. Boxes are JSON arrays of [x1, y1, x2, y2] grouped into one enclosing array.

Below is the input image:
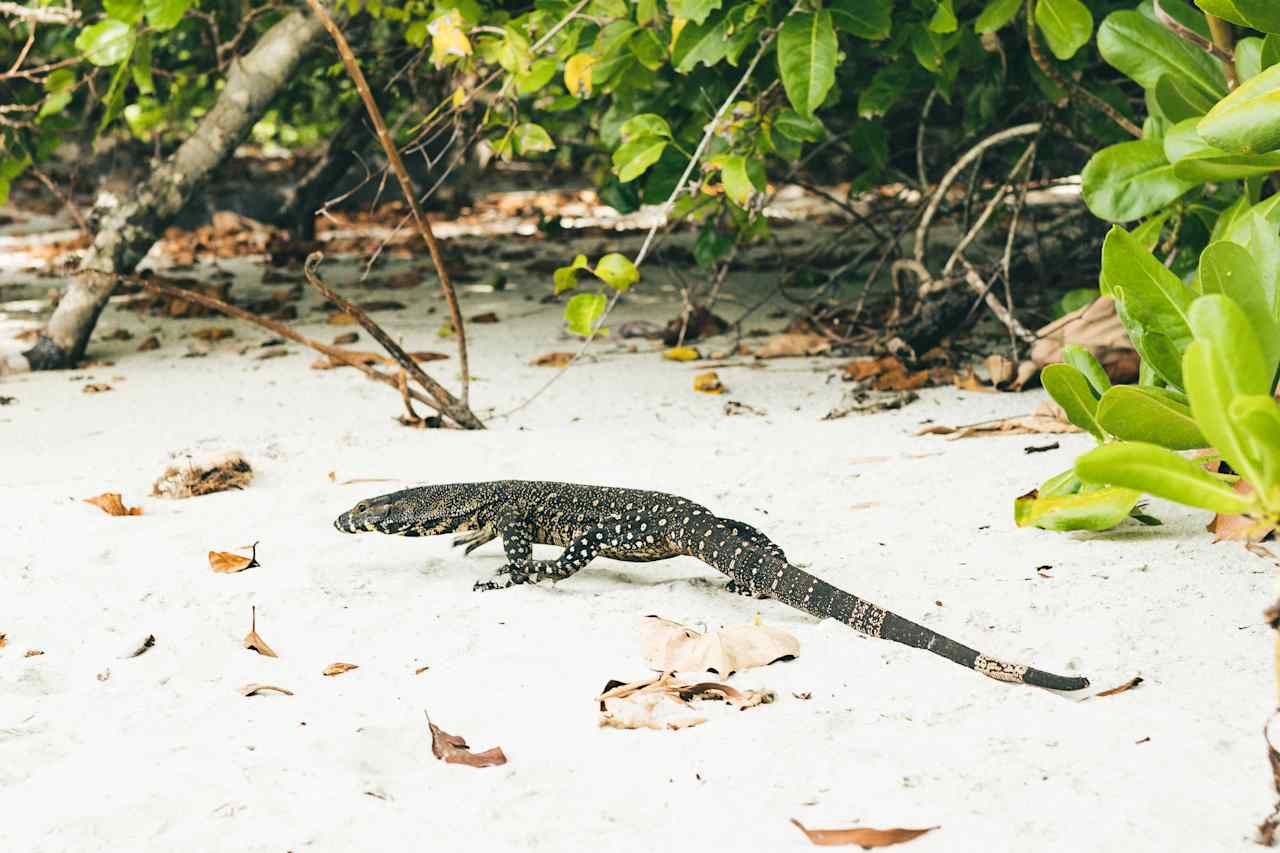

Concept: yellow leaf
[[565, 53, 595, 97], [670, 18, 687, 49], [451, 86, 466, 108], [428, 10, 472, 68], [663, 346, 701, 362], [692, 371, 724, 394]]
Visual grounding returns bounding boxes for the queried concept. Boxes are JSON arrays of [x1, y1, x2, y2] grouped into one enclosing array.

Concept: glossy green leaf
[[630, 30, 666, 69], [1100, 225, 1194, 349], [143, 0, 192, 31], [1237, 36, 1264, 82], [1198, 242, 1280, 368], [774, 110, 825, 142], [1183, 321, 1267, 488], [1014, 484, 1143, 531], [1098, 10, 1225, 102], [1198, 63, 1280, 155], [564, 292, 607, 336], [1063, 344, 1112, 395], [1096, 385, 1207, 449], [975, 0, 1021, 32], [553, 254, 590, 294], [1075, 441, 1255, 513], [76, 20, 136, 67], [672, 14, 730, 72], [1195, 0, 1280, 34], [612, 135, 668, 182], [1229, 395, 1280, 495], [1130, 211, 1171, 250], [1188, 294, 1271, 396], [515, 57, 558, 95], [1154, 74, 1215, 121], [716, 154, 753, 207], [594, 253, 639, 291], [1040, 467, 1083, 498], [1036, 0, 1093, 60], [930, 0, 958, 33], [620, 113, 671, 141], [778, 11, 837, 117], [38, 69, 76, 120], [830, 0, 892, 39], [514, 123, 554, 155], [1042, 364, 1105, 440], [104, 0, 143, 24], [1081, 140, 1198, 222], [669, 0, 722, 25]]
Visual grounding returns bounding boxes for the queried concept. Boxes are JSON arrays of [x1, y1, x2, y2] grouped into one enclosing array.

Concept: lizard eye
[[355, 502, 369, 513]]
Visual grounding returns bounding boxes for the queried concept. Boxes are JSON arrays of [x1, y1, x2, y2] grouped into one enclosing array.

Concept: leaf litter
[[209, 542, 260, 573], [639, 616, 798, 677], [598, 672, 774, 731], [790, 819, 938, 848], [426, 712, 508, 768], [83, 492, 143, 516], [244, 607, 277, 657]]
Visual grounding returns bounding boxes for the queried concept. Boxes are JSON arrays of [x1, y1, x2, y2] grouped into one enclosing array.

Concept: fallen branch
[[302, 253, 482, 428], [304, 0, 472, 405]]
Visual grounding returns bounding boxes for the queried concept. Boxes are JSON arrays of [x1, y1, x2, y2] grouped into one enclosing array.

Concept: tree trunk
[[23, 9, 326, 370]]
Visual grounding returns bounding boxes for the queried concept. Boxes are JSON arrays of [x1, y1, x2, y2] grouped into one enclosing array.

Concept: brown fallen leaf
[[639, 615, 799, 677], [723, 400, 766, 416], [984, 353, 1015, 387], [663, 346, 701, 362], [209, 542, 260, 573], [244, 606, 277, 657], [24, 649, 44, 658], [255, 347, 289, 360], [426, 713, 508, 768], [1208, 480, 1277, 543], [240, 683, 293, 697], [790, 819, 938, 848], [83, 492, 143, 516], [137, 335, 161, 352], [471, 311, 499, 323], [83, 383, 113, 393], [530, 351, 576, 367], [1030, 297, 1139, 384], [915, 401, 1081, 440], [952, 368, 994, 393], [598, 672, 774, 730], [754, 332, 831, 359], [0, 633, 6, 649], [310, 350, 449, 370], [415, 664, 430, 675], [192, 327, 234, 341], [328, 312, 358, 325], [323, 662, 359, 676], [1095, 676, 1143, 698], [793, 691, 812, 700], [332, 331, 359, 345], [124, 635, 155, 658], [693, 371, 725, 394]]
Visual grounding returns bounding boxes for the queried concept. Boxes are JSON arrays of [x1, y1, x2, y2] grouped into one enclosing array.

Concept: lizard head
[[334, 483, 497, 537]]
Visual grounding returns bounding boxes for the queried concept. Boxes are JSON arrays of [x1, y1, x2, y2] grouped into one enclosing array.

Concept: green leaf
[[1081, 140, 1198, 222], [974, 0, 1022, 33], [104, 0, 144, 25], [774, 109, 825, 142], [1174, 150, 1280, 181], [564, 292, 607, 336], [1198, 241, 1280, 368], [858, 63, 909, 118], [1063, 344, 1112, 395], [405, 20, 429, 47], [1040, 467, 1083, 498], [1101, 225, 1194, 386], [38, 69, 76, 120], [777, 11, 837, 117], [515, 57, 558, 95], [620, 113, 671, 141], [514, 123, 555, 155], [694, 226, 733, 269], [1188, 294, 1271, 396], [1154, 74, 1215, 121], [1035, 0, 1093, 61], [1237, 36, 1265, 82], [1096, 386, 1207, 449], [553, 254, 590, 294], [1014, 485, 1144, 531], [830, 0, 891, 39], [76, 20, 136, 67], [669, 0, 722, 25], [612, 135, 669, 182], [1199, 63, 1280, 155], [630, 29, 667, 70], [1195, 0, 1280, 34], [672, 13, 730, 72], [130, 33, 154, 96], [1230, 209, 1280, 316], [1075, 441, 1256, 513], [910, 25, 946, 72], [716, 154, 753, 206], [594, 253, 639, 291], [1057, 288, 1100, 317], [929, 0, 958, 34], [1098, 10, 1226, 103], [1229, 395, 1280, 495], [98, 48, 134, 133], [143, 0, 192, 31], [1042, 364, 1105, 440], [1131, 210, 1172, 250]]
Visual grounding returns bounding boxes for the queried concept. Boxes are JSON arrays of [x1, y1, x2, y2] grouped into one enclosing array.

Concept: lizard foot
[[472, 562, 539, 592]]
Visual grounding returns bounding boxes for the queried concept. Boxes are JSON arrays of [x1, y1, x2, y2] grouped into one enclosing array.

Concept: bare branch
[[0, 2, 78, 24]]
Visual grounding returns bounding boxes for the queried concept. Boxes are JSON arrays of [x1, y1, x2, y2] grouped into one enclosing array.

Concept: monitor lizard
[[335, 480, 1089, 691]]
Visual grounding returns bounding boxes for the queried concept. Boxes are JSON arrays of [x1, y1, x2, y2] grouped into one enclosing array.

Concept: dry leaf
[[323, 662, 359, 676], [639, 616, 799, 677], [530, 351, 576, 367], [663, 346, 702, 362], [255, 347, 288, 360], [240, 683, 293, 697], [328, 312, 358, 325], [693, 371, 725, 394], [83, 492, 142, 516], [793, 691, 812, 700], [192, 327, 233, 341], [754, 332, 830, 359], [82, 383, 113, 393], [244, 606, 277, 658], [209, 542, 260, 573], [723, 400, 766, 416], [1095, 676, 1143, 698], [153, 451, 252, 498], [916, 400, 1081, 440], [426, 713, 508, 768], [124, 635, 155, 658], [137, 335, 160, 352], [24, 649, 44, 658], [310, 350, 448, 370], [952, 368, 994, 393], [1030, 297, 1139, 383], [0, 633, 6, 649], [415, 664, 430, 675], [471, 311, 499, 323], [598, 672, 774, 730], [1208, 480, 1277, 543], [333, 331, 359, 345], [790, 819, 938, 848], [984, 354, 1015, 387]]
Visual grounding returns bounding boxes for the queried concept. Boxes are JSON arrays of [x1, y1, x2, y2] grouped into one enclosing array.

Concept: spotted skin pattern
[[335, 481, 1088, 691]]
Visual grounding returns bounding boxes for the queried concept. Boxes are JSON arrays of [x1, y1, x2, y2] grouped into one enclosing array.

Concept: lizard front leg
[[474, 517, 653, 591]]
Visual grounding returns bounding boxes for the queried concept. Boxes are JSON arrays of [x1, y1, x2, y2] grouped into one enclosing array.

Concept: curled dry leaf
[[790, 819, 938, 848], [1094, 676, 1143, 698], [598, 672, 775, 730], [244, 607, 277, 658], [663, 346, 702, 362], [82, 383, 113, 393], [84, 492, 142, 516], [323, 662, 359, 677], [753, 332, 830, 359], [137, 335, 161, 352], [209, 542, 260, 573], [192, 327, 234, 341], [915, 400, 1081, 440], [984, 354, 1015, 388], [240, 683, 293, 697], [426, 713, 508, 768], [530, 351, 576, 367], [723, 400, 766, 416], [1208, 480, 1277, 543], [639, 615, 799, 677], [693, 371, 725, 394], [24, 649, 45, 657]]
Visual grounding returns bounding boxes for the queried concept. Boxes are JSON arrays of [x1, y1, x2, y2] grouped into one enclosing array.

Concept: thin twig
[[0, 2, 77, 24], [916, 89, 938, 192], [302, 253, 483, 429], [940, 142, 1037, 279], [304, 0, 474, 409], [1026, 0, 1142, 138]]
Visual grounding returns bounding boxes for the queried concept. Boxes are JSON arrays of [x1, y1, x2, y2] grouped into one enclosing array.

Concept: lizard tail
[[756, 562, 1089, 691]]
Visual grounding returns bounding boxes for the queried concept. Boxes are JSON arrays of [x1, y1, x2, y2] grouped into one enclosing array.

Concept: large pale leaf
[[1198, 63, 1280, 155], [1195, 0, 1280, 34], [1042, 364, 1105, 440], [1096, 386, 1207, 449], [76, 20, 135, 66], [777, 11, 837, 117], [1198, 242, 1280, 368], [1082, 140, 1198, 222], [1075, 441, 1256, 513], [612, 135, 668, 182], [1098, 10, 1225, 102], [668, 0, 722, 25]]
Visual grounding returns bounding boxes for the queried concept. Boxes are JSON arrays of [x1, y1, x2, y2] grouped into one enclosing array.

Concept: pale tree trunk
[[23, 8, 325, 370]]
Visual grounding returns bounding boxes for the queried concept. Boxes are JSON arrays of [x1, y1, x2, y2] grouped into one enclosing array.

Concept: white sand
[[0, 248, 1273, 852]]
